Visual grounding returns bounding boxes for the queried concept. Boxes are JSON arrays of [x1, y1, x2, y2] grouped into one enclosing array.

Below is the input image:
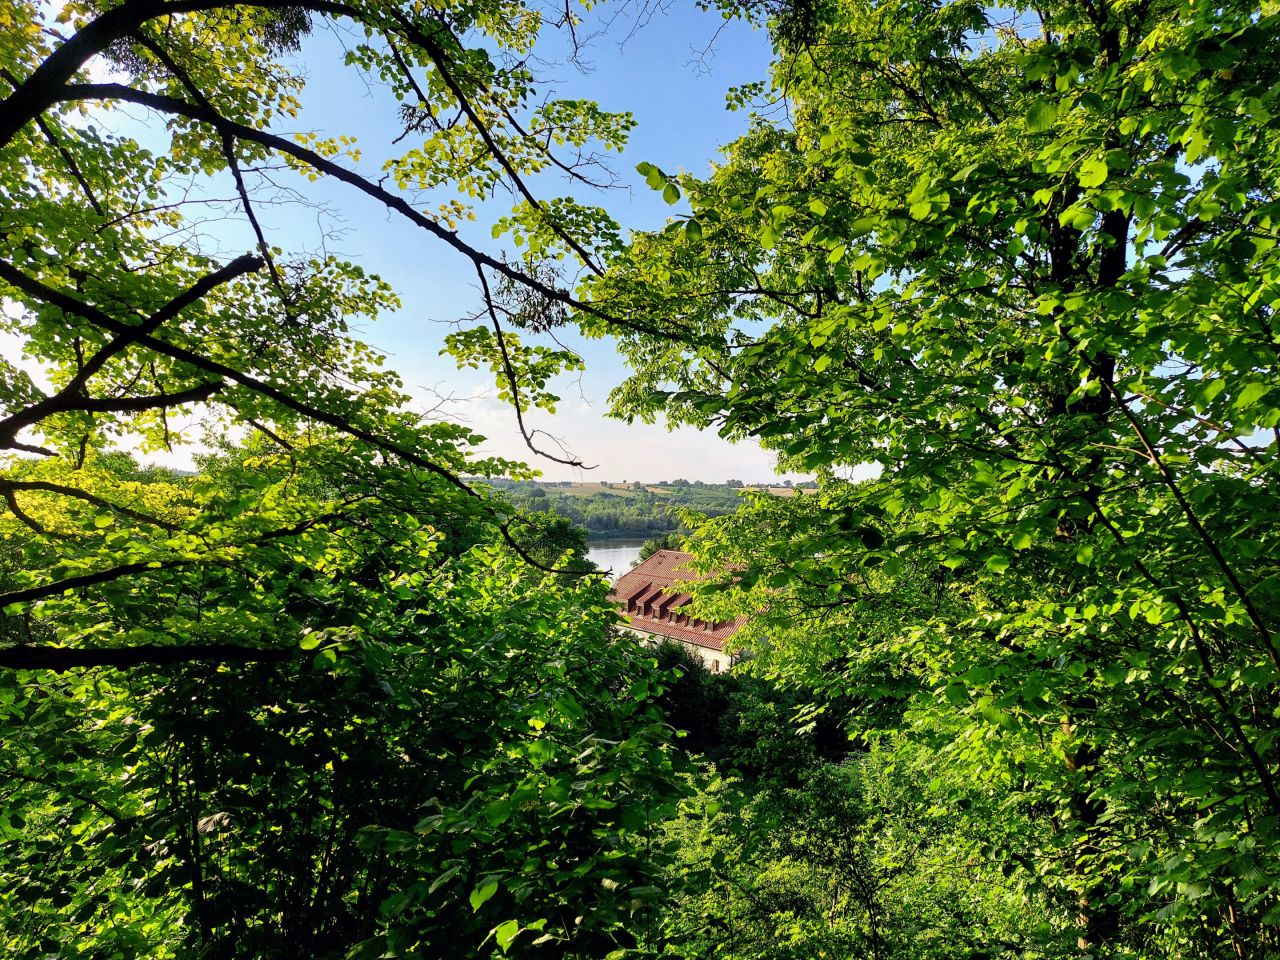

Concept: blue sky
[[265, 4, 794, 482]]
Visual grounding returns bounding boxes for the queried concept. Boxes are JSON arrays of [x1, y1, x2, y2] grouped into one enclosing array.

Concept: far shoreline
[[584, 530, 678, 543]]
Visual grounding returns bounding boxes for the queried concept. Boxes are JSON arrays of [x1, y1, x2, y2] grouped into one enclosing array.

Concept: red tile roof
[[607, 550, 748, 651]]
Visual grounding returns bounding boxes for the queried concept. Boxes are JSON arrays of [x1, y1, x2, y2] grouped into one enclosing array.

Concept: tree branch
[[73, 379, 224, 414], [0, 253, 259, 448], [48, 82, 700, 345], [0, 478, 184, 532], [476, 264, 590, 468], [395, 8, 606, 276], [0, 257, 584, 576], [0, 0, 348, 148]]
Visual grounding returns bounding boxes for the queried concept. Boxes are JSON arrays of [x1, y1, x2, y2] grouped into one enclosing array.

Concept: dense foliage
[[0, 0, 680, 955], [647, 643, 1057, 959], [5, 0, 1280, 957], [581, 0, 1280, 955], [2, 459, 677, 956]]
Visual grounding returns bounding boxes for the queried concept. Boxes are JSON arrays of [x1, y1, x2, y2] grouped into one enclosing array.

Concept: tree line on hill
[[489, 481, 754, 538]]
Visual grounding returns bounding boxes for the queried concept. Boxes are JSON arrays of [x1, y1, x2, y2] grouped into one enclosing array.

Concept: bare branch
[[476, 264, 591, 468]]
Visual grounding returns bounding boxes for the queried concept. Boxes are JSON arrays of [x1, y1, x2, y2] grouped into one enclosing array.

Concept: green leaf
[[429, 864, 462, 895], [1236, 382, 1269, 410], [637, 162, 665, 190], [470, 878, 499, 911], [1025, 100, 1057, 132], [1078, 157, 1108, 188], [494, 920, 521, 953], [662, 183, 680, 205], [1059, 205, 1096, 231]]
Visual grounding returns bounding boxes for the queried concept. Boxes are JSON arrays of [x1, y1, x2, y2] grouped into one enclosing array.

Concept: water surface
[[586, 539, 648, 578]]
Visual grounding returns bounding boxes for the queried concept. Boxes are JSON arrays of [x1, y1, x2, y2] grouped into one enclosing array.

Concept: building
[[607, 550, 748, 672]]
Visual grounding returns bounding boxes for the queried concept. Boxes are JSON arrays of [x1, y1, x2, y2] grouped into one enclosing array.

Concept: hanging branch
[[131, 32, 293, 306], [475, 264, 592, 469]]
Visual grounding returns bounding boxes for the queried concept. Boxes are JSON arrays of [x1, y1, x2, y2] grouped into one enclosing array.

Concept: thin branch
[[1097, 376, 1280, 674], [0, 258, 584, 576], [1, 66, 111, 217], [0, 557, 187, 606], [4, 769, 126, 819], [1087, 498, 1280, 815], [0, 504, 355, 608], [8, 440, 55, 457], [396, 9, 606, 276], [476, 265, 590, 468], [2, 489, 64, 538], [0, 478, 183, 531], [240, 416, 296, 450], [132, 32, 292, 302], [50, 82, 698, 345]]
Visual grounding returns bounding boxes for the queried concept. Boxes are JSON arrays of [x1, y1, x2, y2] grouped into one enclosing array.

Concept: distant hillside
[[487, 480, 813, 537]]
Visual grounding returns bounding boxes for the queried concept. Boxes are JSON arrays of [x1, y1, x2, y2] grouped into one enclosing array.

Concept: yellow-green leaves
[[1025, 100, 1057, 133], [470, 878, 500, 910], [1078, 156, 1109, 188], [443, 327, 583, 415]]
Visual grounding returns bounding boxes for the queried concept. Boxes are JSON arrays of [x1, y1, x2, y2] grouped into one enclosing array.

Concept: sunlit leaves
[[587, 0, 1280, 951], [0, 0, 676, 954]]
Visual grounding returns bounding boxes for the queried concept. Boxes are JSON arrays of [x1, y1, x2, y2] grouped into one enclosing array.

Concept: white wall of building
[[620, 627, 735, 673]]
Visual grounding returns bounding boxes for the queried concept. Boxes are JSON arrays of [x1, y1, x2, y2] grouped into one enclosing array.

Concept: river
[[585, 538, 649, 578]]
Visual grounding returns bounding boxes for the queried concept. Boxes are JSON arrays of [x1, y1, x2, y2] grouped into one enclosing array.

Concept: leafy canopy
[[0, 0, 683, 956], [583, 0, 1280, 954]]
